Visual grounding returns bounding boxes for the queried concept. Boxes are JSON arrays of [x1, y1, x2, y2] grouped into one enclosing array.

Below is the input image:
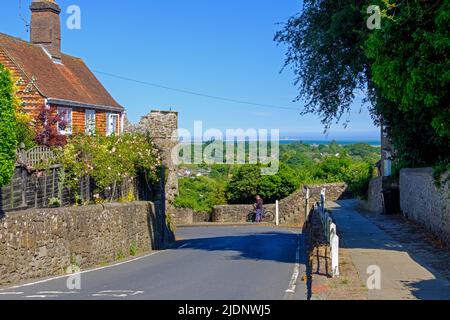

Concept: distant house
[[0, 0, 124, 137]]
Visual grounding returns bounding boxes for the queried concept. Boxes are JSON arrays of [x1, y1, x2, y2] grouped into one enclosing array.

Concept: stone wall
[[305, 183, 351, 203], [400, 168, 449, 246], [212, 204, 262, 223], [211, 183, 349, 225], [360, 177, 383, 214], [0, 201, 172, 286], [172, 208, 211, 225]]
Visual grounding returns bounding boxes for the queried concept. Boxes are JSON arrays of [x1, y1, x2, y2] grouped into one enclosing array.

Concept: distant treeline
[[174, 141, 380, 213]]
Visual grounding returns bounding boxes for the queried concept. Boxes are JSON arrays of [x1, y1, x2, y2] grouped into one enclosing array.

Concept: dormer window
[[40, 46, 63, 65]]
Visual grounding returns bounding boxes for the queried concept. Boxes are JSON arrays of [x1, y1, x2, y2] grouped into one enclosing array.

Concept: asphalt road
[[0, 226, 307, 300]]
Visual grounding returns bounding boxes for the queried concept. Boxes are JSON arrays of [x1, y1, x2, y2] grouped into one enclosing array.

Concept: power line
[[91, 69, 301, 111], [18, 0, 30, 33], [92, 69, 371, 115]]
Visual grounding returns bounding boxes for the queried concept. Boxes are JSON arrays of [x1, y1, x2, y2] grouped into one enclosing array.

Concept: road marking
[[1, 251, 165, 291], [25, 295, 59, 299], [92, 290, 144, 298], [286, 234, 301, 294], [0, 292, 24, 295], [37, 291, 77, 295]]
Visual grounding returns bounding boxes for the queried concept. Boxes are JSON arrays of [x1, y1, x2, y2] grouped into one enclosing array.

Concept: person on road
[[254, 195, 264, 223]]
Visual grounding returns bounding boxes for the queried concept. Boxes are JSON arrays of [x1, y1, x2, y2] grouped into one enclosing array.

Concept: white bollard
[[275, 200, 279, 226], [331, 234, 340, 278], [330, 222, 337, 243]]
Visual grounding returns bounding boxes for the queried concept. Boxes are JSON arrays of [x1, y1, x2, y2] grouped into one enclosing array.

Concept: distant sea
[[279, 140, 381, 146]]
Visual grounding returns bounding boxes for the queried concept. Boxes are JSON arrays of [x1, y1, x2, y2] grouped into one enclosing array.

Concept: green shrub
[[0, 64, 17, 187], [175, 176, 226, 212], [225, 164, 302, 204], [226, 165, 261, 204]]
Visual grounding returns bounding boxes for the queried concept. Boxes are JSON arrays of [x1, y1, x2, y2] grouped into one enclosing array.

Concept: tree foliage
[[175, 176, 226, 213], [366, 0, 450, 167], [275, 0, 449, 169], [0, 64, 18, 187], [274, 0, 372, 130]]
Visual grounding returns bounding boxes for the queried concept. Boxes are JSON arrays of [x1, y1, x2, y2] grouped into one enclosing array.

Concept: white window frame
[[57, 107, 73, 135], [85, 109, 96, 135], [107, 113, 119, 136]]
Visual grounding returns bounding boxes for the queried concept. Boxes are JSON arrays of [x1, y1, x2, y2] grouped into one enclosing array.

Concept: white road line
[[286, 234, 301, 293], [0, 292, 24, 295], [1, 250, 165, 291], [37, 291, 77, 295], [92, 290, 144, 298]]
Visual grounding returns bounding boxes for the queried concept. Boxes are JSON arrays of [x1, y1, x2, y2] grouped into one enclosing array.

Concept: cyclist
[[254, 195, 264, 223]]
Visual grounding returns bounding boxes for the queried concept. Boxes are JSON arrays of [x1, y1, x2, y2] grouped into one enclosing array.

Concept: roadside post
[[304, 187, 310, 223], [276, 200, 279, 226], [331, 234, 340, 278]]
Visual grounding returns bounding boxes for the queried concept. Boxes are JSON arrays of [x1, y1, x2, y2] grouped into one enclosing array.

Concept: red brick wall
[[96, 111, 107, 136], [72, 108, 85, 135]]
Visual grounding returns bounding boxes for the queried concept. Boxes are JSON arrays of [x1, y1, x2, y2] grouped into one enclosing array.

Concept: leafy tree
[[258, 164, 300, 203], [226, 165, 261, 204], [175, 176, 226, 212], [274, 0, 372, 130], [275, 0, 449, 170], [226, 163, 302, 204], [0, 64, 18, 187], [314, 155, 375, 197], [314, 155, 353, 182], [365, 0, 450, 168]]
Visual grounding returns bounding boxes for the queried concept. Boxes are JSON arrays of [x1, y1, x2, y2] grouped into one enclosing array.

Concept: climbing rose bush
[[57, 133, 161, 194]]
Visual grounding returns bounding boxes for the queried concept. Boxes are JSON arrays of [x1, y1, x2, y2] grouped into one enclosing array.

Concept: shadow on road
[[176, 230, 303, 265]]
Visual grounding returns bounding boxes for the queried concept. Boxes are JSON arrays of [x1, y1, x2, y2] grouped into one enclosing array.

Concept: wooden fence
[[0, 147, 156, 213]]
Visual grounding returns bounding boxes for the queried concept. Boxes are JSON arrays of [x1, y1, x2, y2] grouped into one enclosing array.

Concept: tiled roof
[[0, 32, 124, 112]]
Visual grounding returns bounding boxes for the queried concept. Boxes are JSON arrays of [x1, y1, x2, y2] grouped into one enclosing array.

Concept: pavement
[[0, 226, 307, 300], [330, 200, 450, 300]]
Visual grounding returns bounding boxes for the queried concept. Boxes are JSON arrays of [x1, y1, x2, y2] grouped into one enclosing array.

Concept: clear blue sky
[[3, 0, 379, 141]]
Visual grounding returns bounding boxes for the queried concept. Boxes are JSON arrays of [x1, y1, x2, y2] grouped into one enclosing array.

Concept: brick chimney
[[30, 0, 62, 62]]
